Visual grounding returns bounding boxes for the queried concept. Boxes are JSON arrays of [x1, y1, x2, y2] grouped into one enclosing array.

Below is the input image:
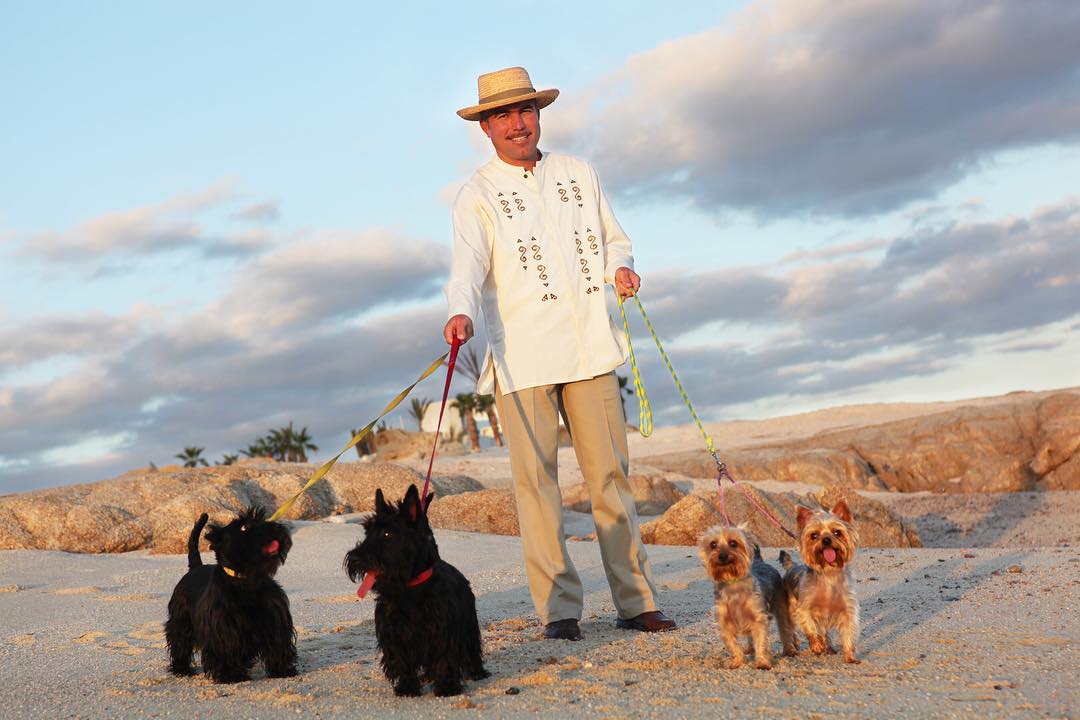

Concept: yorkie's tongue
[[356, 571, 379, 599], [823, 547, 837, 564], [264, 540, 280, 555]]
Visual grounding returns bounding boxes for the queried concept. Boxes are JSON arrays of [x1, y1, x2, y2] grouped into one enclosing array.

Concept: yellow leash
[[268, 352, 449, 522], [617, 292, 714, 454], [618, 291, 796, 539]]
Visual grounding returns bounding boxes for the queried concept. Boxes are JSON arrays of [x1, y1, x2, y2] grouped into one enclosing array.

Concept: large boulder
[[562, 473, 686, 515], [639, 483, 920, 548], [427, 489, 519, 536], [373, 429, 467, 461], [0, 462, 482, 554], [641, 392, 1080, 493]]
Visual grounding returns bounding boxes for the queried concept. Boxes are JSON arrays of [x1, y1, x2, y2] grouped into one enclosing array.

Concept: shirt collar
[[488, 149, 546, 178]]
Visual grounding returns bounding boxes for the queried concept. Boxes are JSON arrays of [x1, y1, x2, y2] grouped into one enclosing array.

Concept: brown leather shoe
[[615, 611, 677, 632], [543, 618, 582, 640]]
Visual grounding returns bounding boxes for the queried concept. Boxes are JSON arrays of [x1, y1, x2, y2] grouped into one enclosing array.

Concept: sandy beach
[[2, 395, 1078, 719], [1, 523, 1076, 719]]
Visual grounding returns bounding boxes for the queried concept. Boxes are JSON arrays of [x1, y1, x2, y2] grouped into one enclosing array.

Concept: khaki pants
[[495, 372, 659, 624]]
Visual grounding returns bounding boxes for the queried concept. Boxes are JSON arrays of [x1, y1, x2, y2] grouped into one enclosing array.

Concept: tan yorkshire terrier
[[779, 500, 861, 664], [698, 524, 795, 670]]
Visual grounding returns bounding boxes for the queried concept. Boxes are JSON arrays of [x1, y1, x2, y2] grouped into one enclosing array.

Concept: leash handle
[[421, 337, 461, 511]]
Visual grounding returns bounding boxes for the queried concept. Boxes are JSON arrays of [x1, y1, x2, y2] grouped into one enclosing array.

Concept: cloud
[[22, 181, 277, 262], [230, 200, 282, 224], [3, 195, 1078, 493], [546, 0, 1080, 218]]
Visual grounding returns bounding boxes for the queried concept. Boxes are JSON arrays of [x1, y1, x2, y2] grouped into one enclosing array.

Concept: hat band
[[477, 87, 538, 105]]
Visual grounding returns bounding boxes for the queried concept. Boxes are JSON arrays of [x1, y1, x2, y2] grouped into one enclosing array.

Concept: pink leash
[[714, 458, 796, 540], [420, 337, 461, 511]]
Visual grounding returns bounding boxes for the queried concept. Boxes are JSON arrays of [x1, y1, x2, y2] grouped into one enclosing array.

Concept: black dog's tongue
[[264, 540, 280, 556], [356, 571, 379, 599]]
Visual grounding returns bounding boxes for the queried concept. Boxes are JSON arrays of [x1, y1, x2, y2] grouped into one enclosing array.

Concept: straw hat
[[457, 67, 559, 121]]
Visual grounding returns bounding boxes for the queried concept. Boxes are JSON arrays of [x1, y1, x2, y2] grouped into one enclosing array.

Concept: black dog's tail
[[188, 513, 209, 568], [778, 549, 794, 570]]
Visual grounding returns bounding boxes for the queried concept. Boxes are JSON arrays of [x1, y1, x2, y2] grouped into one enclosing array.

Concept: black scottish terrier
[[165, 508, 297, 683], [344, 484, 489, 696]]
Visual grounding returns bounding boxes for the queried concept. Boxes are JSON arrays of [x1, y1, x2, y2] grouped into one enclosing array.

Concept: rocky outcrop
[[639, 483, 920, 548], [561, 473, 686, 515], [0, 462, 481, 554], [641, 392, 1080, 493], [427, 489, 519, 536], [373, 429, 467, 462]]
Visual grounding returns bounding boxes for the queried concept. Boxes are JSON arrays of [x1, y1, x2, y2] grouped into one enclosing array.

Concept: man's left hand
[[614, 267, 641, 298]]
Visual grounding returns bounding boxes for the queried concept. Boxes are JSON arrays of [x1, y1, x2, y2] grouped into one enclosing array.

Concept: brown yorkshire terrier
[[698, 524, 794, 670], [779, 500, 861, 664]]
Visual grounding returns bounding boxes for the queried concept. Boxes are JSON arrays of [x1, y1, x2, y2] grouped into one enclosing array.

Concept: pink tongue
[[823, 547, 837, 563], [265, 540, 280, 555], [356, 571, 379, 599]]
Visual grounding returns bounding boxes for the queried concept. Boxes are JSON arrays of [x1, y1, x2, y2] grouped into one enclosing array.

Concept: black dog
[[344, 484, 488, 696], [165, 508, 297, 683]]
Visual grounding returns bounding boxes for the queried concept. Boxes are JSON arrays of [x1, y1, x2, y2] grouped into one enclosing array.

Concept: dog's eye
[[810, 532, 819, 540], [240, 525, 248, 532], [833, 529, 843, 537], [709, 540, 717, 549], [382, 529, 392, 539], [728, 540, 739, 549]]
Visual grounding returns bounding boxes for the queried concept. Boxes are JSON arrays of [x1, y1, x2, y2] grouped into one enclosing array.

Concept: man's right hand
[[443, 314, 474, 345]]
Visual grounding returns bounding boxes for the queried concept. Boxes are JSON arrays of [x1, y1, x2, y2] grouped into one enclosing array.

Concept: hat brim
[[457, 88, 559, 121]]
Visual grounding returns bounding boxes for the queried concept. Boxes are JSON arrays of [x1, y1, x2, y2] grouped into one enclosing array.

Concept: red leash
[[420, 337, 461, 511]]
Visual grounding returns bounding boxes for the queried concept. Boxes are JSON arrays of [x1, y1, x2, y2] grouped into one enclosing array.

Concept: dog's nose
[[718, 552, 729, 563], [822, 536, 832, 546]]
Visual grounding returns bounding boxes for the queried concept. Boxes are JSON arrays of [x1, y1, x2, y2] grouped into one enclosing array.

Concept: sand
[[1, 522, 1076, 719], [2, 394, 1078, 718]]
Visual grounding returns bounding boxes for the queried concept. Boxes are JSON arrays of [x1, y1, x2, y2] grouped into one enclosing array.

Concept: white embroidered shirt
[[446, 151, 633, 395]]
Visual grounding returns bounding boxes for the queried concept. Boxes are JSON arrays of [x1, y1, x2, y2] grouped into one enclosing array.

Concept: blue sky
[[2, 1, 1079, 492]]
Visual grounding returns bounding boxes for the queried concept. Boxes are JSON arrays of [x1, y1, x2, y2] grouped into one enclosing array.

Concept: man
[[444, 66, 676, 640]]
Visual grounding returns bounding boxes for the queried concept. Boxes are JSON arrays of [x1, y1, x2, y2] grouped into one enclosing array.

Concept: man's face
[[480, 100, 541, 166]]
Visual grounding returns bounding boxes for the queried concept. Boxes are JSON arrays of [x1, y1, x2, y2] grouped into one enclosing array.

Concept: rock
[[562, 473, 686, 515], [639, 483, 920, 548], [811, 485, 922, 548], [0, 462, 482, 554], [427, 489, 519, 536], [641, 392, 1080, 493], [373, 429, 468, 462]]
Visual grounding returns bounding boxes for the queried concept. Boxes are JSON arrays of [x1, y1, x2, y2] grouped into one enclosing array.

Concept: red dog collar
[[407, 567, 434, 588]]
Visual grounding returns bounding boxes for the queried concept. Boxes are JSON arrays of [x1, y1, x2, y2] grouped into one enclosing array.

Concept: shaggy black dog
[[344, 484, 488, 696], [165, 508, 297, 683]]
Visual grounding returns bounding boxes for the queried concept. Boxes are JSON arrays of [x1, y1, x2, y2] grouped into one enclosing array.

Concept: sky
[[2, 0, 1079, 493]]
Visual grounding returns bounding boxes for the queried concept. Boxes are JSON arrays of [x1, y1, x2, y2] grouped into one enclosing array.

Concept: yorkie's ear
[[830, 500, 852, 524], [796, 506, 814, 531]]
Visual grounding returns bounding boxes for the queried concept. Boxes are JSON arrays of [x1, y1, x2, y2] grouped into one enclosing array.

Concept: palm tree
[[176, 446, 208, 468], [290, 424, 318, 463], [453, 346, 502, 449], [408, 397, 431, 432], [218, 453, 239, 466], [474, 394, 503, 447], [454, 392, 482, 452], [241, 437, 274, 459], [350, 427, 376, 457], [455, 346, 484, 383]]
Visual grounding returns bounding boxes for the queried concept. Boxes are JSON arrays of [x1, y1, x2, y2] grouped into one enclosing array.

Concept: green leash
[[616, 290, 797, 540]]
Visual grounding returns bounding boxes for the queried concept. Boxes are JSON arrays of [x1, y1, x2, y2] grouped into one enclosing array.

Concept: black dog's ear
[[402, 484, 422, 525], [424, 492, 434, 510], [374, 488, 390, 514]]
